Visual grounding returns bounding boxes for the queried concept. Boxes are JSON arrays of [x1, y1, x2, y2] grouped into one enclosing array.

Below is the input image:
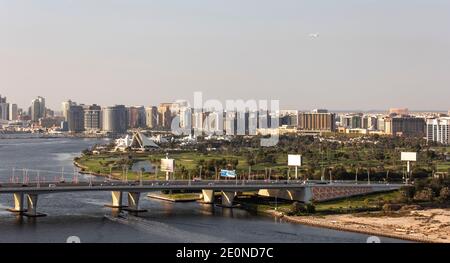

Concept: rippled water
[[0, 138, 406, 243]]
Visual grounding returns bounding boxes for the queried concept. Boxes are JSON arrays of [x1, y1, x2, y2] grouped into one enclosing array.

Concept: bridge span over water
[[0, 179, 403, 217]]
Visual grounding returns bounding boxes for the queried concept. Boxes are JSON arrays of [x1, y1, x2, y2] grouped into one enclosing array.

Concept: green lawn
[[315, 191, 401, 212]]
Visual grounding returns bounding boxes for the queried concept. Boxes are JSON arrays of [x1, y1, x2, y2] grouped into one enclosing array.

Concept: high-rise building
[[340, 114, 362, 129], [257, 110, 271, 129], [102, 105, 128, 134], [31, 98, 41, 121], [179, 107, 192, 131], [8, 104, 18, 121], [128, 106, 146, 128], [30, 96, 46, 121], [426, 117, 450, 145], [158, 103, 177, 129], [362, 115, 378, 130], [377, 116, 386, 131], [224, 111, 237, 135], [145, 106, 158, 128], [204, 111, 223, 134], [67, 105, 85, 133], [62, 100, 76, 121], [0, 103, 8, 120], [192, 111, 207, 133], [279, 110, 298, 126], [0, 95, 8, 121], [298, 110, 336, 132], [84, 104, 102, 132], [37, 96, 45, 118], [233, 110, 257, 135], [384, 116, 426, 136]]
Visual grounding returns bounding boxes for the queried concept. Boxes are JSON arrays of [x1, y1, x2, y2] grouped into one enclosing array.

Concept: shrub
[[305, 203, 316, 214], [290, 202, 306, 214], [439, 187, 450, 202], [400, 186, 415, 202], [382, 203, 401, 212], [414, 188, 434, 202]]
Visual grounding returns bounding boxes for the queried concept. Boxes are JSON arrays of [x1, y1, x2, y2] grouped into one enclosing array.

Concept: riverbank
[[73, 159, 114, 179], [266, 208, 450, 243]]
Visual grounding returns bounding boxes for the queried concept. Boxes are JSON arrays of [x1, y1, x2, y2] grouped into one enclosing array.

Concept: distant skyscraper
[[0, 95, 8, 121], [204, 111, 223, 135], [298, 110, 336, 132], [84, 104, 102, 132], [0, 102, 8, 121], [145, 106, 158, 128], [224, 111, 237, 135], [158, 103, 175, 129], [128, 106, 146, 128], [235, 110, 257, 135], [62, 100, 76, 121], [31, 98, 40, 121], [340, 114, 362, 129], [384, 116, 426, 136], [257, 110, 271, 129], [30, 96, 46, 121], [362, 115, 378, 130], [67, 105, 85, 133], [179, 107, 192, 131], [279, 110, 298, 126], [377, 116, 386, 131], [8, 104, 18, 121], [102, 105, 128, 134], [426, 117, 450, 145], [38, 96, 46, 118], [192, 111, 207, 134]]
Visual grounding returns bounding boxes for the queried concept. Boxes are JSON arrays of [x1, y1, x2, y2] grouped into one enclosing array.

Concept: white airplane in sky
[[309, 33, 320, 38]]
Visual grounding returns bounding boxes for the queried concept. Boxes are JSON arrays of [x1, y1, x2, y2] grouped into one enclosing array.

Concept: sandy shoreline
[[267, 209, 450, 243]]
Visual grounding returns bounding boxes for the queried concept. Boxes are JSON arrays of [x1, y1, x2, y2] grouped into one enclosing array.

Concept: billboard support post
[[166, 153, 169, 181]]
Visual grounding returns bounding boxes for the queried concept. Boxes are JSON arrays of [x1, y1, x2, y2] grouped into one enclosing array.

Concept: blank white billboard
[[288, 154, 302, 166], [401, 152, 417, 161], [161, 159, 175, 172]]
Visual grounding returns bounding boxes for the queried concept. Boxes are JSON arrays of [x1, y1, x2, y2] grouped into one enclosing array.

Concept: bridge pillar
[[303, 186, 313, 204], [24, 194, 46, 217], [201, 190, 215, 204], [221, 191, 236, 208], [124, 192, 147, 213], [8, 193, 26, 213], [105, 191, 127, 208]]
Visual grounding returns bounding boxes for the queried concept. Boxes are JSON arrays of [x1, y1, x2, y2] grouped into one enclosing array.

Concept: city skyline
[[0, 93, 449, 114], [1, 0, 450, 110]]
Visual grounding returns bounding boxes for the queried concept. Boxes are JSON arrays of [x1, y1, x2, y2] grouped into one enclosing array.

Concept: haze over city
[[2, 0, 450, 110]]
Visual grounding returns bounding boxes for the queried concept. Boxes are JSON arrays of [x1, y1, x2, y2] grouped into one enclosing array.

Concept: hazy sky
[[1, 0, 449, 111]]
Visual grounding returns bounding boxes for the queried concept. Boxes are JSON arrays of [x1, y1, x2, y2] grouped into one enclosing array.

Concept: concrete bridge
[[0, 179, 403, 217]]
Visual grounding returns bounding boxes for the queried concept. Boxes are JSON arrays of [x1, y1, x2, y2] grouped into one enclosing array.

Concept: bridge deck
[[0, 180, 404, 194]]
